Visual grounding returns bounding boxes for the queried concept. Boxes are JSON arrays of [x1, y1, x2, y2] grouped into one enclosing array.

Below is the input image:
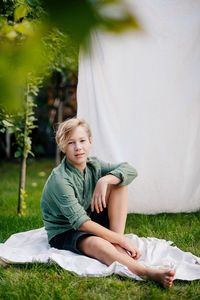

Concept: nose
[[75, 142, 81, 150]]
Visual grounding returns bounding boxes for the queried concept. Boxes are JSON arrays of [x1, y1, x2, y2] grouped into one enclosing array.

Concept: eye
[[68, 141, 73, 145], [80, 139, 86, 143]]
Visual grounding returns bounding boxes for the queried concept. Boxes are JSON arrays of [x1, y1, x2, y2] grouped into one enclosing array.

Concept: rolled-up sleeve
[[99, 159, 138, 186], [51, 176, 90, 230]]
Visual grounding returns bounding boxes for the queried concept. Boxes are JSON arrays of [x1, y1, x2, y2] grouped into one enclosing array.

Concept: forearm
[[90, 175, 121, 213], [78, 219, 140, 258], [100, 159, 138, 186], [100, 174, 121, 185], [78, 220, 122, 244]]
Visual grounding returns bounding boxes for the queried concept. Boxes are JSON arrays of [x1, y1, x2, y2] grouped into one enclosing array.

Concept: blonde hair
[[56, 118, 92, 153]]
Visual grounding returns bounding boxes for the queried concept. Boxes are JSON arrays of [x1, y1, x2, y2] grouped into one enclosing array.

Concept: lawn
[[0, 158, 200, 300]]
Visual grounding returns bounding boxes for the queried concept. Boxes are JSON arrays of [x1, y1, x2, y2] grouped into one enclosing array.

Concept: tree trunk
[[56, 98, 63, 166], [5, 130, 11, 159], [17, 85, 28, 215], [17, 152, 26, 214]]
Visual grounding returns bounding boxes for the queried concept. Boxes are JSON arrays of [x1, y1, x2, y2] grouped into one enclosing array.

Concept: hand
[[91, 178, 108, 213], [119, 236, 141, 260]]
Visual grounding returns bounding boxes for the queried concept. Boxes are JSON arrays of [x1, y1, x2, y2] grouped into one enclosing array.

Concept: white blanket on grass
[[0, 227, 200, 281]]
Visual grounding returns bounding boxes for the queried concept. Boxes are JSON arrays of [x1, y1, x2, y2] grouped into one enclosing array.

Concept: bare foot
[[144, 269, 175, 288]]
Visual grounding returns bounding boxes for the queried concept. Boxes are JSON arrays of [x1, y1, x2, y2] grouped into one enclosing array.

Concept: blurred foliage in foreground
[[0, 0, 79, 111], [0, 0, 138, 112], [0, 0, 139, 214]]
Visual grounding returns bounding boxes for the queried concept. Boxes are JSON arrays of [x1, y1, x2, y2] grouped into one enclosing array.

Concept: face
[[65, 125, 92, 171]]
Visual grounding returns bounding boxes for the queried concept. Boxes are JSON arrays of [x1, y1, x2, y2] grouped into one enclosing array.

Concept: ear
[[89, 137, 92, 145]]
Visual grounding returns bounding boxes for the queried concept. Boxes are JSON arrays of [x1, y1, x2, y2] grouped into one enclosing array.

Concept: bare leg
[[84, 185, 174, 286], [78, 236, 175, 288], [106, 185, 128, 235], [102, 185, 174, 286], [105, 185, 130, 255]]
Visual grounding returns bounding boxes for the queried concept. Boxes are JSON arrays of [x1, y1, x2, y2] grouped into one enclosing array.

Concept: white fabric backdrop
[[77, 0, 200, 213]]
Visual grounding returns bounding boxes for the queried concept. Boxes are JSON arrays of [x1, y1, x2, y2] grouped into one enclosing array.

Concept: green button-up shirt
[[40, 156, 137, 242]]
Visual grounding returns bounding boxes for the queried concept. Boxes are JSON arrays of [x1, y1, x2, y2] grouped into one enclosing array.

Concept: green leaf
[[28, 150, 35, 157], [0, 128, 6, 133], [14, 20, 33, 35], [2, 120, 13, 127], [14, 150, 22, 158], [0, 16, 7, 27], [7, 127, 16, 134], [23, 150, 28, 158], [14, 4, 29, 22], [28, 116, 36, 121]]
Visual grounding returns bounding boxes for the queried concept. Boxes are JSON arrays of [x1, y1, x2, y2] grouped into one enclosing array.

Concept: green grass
[[0, 158, 200, 300]]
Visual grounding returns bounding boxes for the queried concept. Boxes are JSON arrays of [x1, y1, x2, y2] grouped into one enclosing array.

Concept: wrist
[[98, 176, 109, 184], [101, 174, 121, 185], [113, 232, 124, 245]]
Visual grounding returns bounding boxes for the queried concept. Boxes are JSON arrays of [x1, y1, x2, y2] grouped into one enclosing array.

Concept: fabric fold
[[1, 227, 200, 281]]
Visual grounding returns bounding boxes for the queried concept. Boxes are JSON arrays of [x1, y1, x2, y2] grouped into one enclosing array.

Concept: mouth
[[75, 153, 84, 158]]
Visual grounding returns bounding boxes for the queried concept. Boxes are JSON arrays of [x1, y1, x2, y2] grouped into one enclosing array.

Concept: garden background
[[0, 0, 200, 299]]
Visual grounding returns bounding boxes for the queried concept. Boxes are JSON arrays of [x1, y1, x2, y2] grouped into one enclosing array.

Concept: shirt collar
[[64, 156, 87, 178]]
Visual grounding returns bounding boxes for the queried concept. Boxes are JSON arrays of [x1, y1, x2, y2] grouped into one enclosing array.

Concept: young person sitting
[[40, 118, 174, 287]]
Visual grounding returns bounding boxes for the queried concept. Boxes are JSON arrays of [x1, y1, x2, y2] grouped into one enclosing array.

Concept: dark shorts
[[49, 208, 109, 255]]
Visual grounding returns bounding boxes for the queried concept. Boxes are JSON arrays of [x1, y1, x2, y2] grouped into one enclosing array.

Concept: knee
[[78, 236, 111, 256], [113, 184, 128, 191], [89, 236, 111, 252], [106, 184, 128, 197], [105, 184, 128, 206], [109, 184, 128, 196]]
